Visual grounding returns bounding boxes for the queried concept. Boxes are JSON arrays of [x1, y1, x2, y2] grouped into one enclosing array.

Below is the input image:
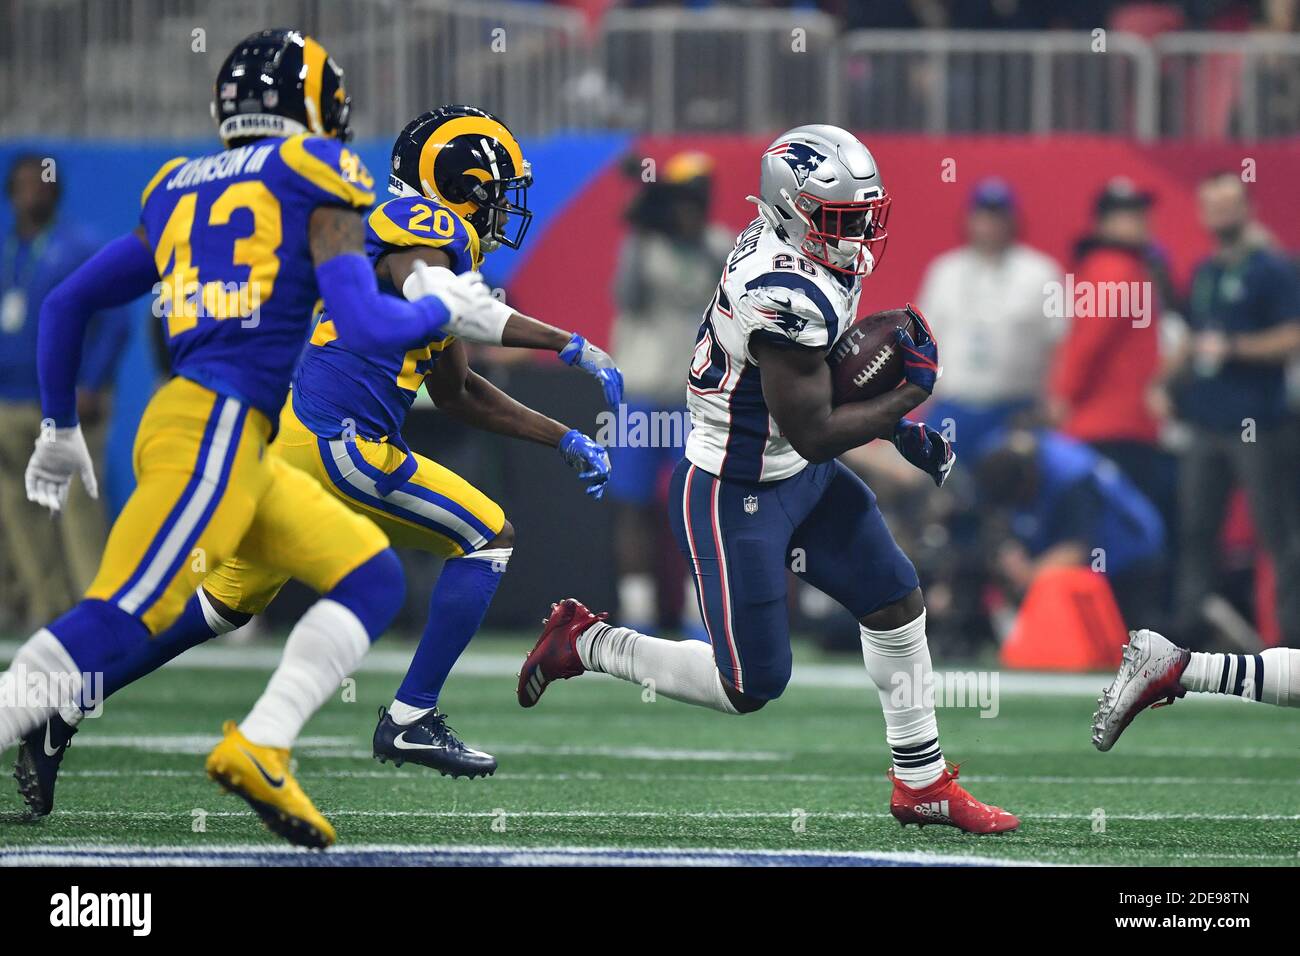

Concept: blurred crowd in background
[[547, 0, 1300, 34], [603, 152, 1300, 658], [2, 0, 1298, 661], [4, 140, 1298, 659]]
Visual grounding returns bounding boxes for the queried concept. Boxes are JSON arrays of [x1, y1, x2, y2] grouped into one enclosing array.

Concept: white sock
[[0, 629, 82, 749], [576, 622, 738, 714], [388, 699, 434, 725], [239, 599, 370, 749], [861, 611, 945, 788], [1180, 648, 1299, 706]]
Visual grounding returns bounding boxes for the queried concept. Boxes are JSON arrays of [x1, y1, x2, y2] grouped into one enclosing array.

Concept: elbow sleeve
[[316, 253, 449, 353], [39, 233, 158, 426]]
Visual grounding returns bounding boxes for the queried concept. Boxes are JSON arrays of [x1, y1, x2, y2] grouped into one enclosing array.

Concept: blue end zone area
[[0, 133, 630, 517], [1, 844, 1026, 867]]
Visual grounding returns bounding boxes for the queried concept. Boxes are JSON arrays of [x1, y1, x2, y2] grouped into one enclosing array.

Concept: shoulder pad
[[740, 271, 841, 348], [366, 196, 481, 273], [277, 134, 375, 209], [140, 156, 189, 209]]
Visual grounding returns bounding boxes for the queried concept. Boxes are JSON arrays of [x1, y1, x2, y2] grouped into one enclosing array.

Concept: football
[[826, 307, 919, 405]]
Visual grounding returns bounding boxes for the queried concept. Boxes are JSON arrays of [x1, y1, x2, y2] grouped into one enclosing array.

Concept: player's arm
[[424, 339, 612, 498], [387, 249, 624, 409], [26, 226, 158, 511], [309, 206, 483, 353], [37, 227, 156, 428], [382, 247, 562, 349], [426, 339, 567, 446], [752, 338, 929, 463]]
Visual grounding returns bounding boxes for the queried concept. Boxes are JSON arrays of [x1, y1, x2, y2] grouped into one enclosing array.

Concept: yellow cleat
[[205, 721, 336, 849]]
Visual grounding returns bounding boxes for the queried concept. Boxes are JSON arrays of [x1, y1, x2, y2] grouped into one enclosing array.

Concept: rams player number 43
[[0, 29, 612, 849]]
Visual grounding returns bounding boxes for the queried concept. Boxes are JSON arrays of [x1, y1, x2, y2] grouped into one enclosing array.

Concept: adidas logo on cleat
[[912, 800, 951, 821]]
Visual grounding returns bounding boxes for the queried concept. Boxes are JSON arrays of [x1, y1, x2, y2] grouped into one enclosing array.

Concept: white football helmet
[[750, 124, 890, 276]]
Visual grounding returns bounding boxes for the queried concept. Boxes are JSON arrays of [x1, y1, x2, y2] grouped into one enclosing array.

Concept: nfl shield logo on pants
[[743, 495, 759, 515]]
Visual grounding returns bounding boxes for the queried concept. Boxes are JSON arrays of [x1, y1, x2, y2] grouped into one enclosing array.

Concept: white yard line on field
[[18, 808, 1300, 822], [0, 842, 1042, 868], [36, 730, 1300, 762], [54, 768, 1300, 787], [0, 640, 1122, 696], [8, 842, 1296, 866]]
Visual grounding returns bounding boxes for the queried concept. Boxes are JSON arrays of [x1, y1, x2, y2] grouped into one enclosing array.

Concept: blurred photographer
[[608, 152, 732, 630], [0, 154, 130, 626], [1153, 170, 1300, 647]]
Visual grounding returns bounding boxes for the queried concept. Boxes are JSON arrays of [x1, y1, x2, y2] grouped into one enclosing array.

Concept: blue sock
[[48, 599, 149, 675], [98, 592, 241, 701], [394, 551, 509, 711], [327, 549, 406, 641]]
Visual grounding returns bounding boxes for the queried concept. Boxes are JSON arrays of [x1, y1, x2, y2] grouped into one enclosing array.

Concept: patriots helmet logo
[[766, 141, 829, 188]]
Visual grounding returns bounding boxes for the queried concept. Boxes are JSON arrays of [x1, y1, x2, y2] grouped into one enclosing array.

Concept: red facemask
[[798, 192, 892, 276]]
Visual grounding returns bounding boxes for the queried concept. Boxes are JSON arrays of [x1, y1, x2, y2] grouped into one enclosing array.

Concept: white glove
[[25, 423, 99, 514], [402, 261, 512, 345]]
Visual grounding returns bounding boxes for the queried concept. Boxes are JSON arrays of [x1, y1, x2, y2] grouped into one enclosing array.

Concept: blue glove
[[892, 418, 956, 488], [893, 303, 941, 395], [558, 429, 612, 499], [560, 333, 624, 410]]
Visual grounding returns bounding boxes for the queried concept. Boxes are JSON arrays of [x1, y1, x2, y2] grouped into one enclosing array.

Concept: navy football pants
[[669, 458, 919, 701]]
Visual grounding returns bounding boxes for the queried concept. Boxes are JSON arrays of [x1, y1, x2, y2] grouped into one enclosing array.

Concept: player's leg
[[0, 380, 267, 752], [791, 461, 1018, 833], [306, 432, 509, 775], [13, 568, 271, 818], [1092, 630, 1300, 752], [203, 455, 401, 847], [519, 459, 795, 714]]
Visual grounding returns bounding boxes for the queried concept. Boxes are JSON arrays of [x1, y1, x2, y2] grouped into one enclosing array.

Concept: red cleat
[[888, 764, 1020, 834], [517, 598, 606, 708]]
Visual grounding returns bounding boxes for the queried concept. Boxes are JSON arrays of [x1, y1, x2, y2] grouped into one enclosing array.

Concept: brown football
[[827, 307, 918, 405]]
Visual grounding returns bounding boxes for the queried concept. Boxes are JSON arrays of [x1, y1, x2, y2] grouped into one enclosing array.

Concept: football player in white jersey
[[517, 125, 1018, 834]]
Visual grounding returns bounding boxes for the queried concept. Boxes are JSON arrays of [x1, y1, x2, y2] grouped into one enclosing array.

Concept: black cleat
[[372, 707, 497, 778], [14, 714, 78, 818]]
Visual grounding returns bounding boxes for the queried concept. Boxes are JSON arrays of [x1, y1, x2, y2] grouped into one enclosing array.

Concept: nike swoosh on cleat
[[392, 732, 443, 752], [42, 723, 61, 758], [239, 748, 285, 788]]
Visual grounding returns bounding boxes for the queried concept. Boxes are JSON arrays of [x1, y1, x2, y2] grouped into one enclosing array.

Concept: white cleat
[[1091, 629, 1190, 752]]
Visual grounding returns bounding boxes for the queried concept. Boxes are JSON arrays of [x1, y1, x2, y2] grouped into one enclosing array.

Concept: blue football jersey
[[139, 133, 375, 422], [291, 195, 482, 441]]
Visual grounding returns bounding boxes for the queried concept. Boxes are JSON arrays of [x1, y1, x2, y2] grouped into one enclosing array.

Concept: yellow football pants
[[202, 399, 505, 617], [85, 377, 389, 634]]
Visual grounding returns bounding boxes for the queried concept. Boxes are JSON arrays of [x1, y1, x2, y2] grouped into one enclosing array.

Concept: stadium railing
[[3, 1, 1300, 141], [0, 0, 590, 139], [838, 29, 1158, 140]]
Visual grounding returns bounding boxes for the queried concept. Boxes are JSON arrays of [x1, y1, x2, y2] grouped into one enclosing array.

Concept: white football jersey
[[685, 216, 862, 482]]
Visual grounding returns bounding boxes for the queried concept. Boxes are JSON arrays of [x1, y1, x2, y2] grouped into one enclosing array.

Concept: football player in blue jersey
[[2, 30, 508, 847], [14, 105, 620, 813]]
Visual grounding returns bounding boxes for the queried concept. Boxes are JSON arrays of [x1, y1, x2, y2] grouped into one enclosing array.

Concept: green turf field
[[1, 635, 1297, 866]]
